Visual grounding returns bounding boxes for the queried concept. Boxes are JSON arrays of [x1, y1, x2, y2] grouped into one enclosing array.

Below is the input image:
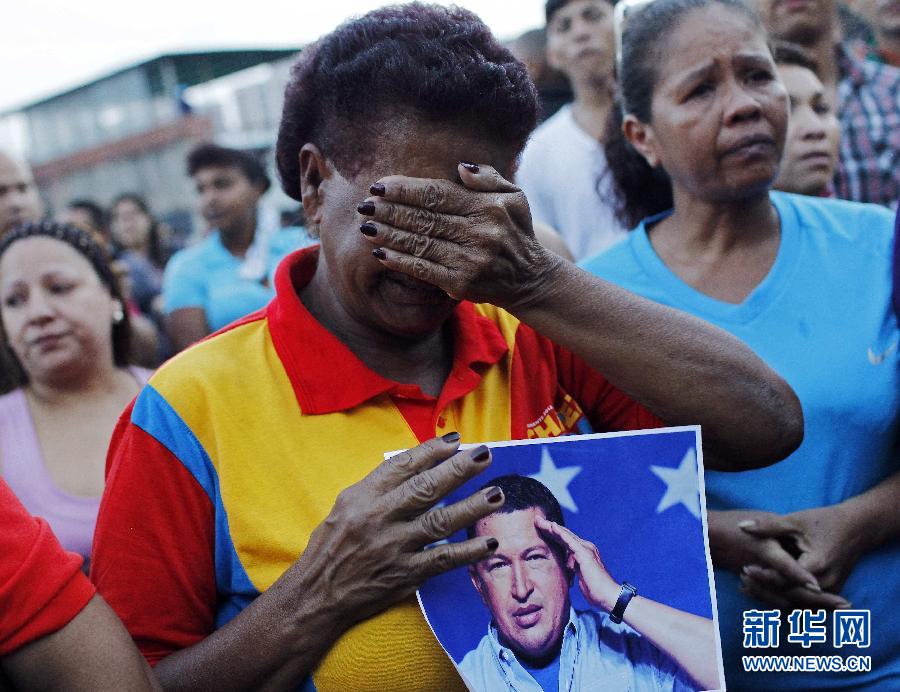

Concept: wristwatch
[[609, 582, 638, 624]]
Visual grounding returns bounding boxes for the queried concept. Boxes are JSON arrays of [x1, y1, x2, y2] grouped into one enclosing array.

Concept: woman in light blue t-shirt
[[582, 0, 899, 690]]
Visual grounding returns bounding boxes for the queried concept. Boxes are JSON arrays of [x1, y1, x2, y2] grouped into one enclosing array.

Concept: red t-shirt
[[0, 478, 95, 656]]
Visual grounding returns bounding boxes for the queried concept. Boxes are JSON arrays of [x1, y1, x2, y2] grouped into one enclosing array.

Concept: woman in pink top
[[0, 221, 151, 564]]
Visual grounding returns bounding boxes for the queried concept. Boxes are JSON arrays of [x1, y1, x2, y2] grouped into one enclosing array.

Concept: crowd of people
[[1, 0, 897, 690]]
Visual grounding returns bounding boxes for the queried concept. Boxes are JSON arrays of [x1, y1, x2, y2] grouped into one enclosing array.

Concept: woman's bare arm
[[1, 596, 160, 692]]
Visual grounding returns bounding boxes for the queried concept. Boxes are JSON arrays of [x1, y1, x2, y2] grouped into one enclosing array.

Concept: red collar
[[266, 246, 510, 414]]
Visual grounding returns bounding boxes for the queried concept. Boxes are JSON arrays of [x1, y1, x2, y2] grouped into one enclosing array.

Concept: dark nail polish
[[472, 445, 490, 463], [485, 486, 503, 504], [360, 222, 377, 237], [460, 160, 480, 173], [370, 183, 386, 196], [441, 431, 461, 443], [372, 247, 387, 260], [486, 538, 499, 551], [357, 200, 376, 215]]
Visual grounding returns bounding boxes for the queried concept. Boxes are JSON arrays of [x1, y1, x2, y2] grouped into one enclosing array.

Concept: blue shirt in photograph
[[521, 655, 561, 692], [162, 226, 311, 332], [581, 192, 900, 691], [459, 608, 698, 692]]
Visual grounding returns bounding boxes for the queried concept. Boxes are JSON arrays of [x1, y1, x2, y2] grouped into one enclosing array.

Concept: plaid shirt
[[835, 43, 900, 207]]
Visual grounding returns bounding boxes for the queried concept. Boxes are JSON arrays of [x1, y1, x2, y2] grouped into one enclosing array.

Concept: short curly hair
[[276, 2, 540, 200]]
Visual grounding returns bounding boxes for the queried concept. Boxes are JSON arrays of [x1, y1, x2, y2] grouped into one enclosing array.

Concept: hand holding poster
[[414, 427, 725, 692]]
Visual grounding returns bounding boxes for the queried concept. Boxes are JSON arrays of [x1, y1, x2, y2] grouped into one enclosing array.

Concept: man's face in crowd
[[874, 0, 900, 37], [546, 0, 616, 85], [0, 153, 44, 233], [756, 0, 836, 45], [59, 207, 103, 237], [470, 507, 571, 662], [193, 165, 262, 235]]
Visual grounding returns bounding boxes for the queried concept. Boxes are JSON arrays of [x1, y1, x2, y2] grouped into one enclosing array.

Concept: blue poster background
[[417, 427, 717, 665]]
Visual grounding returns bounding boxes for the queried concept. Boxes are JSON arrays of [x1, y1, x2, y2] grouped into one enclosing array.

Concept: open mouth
[[512, 604, 543, 628]]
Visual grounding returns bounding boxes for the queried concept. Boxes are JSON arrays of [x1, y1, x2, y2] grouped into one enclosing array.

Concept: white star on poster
[[650, 447, 701, 519], [529, 447, 582, 513]]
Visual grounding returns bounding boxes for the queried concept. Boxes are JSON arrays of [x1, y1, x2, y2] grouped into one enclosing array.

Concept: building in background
[[0, 49, 299, 237]]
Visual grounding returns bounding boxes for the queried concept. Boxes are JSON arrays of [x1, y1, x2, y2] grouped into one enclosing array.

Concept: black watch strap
[[609, 582, 638, 624]]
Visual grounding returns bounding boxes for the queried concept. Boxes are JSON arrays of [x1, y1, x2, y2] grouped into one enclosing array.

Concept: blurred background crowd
[[1, 0, 897, 378], [0, 0, 898, 689]]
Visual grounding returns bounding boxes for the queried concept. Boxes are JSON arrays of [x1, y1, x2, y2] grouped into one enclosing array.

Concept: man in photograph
[[460, 475, 719, 692]]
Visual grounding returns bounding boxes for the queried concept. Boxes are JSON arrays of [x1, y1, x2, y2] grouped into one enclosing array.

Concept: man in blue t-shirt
[[459, 475, 715, 692], [162, 143, 311, 352]]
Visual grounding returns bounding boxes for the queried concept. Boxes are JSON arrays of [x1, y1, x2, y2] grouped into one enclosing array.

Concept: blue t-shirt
[[582, 192, 899, 690], [460, 608, 697, 692], [521, 655, 561, 692], [162, 227, 310, 332], [893, 208, 898, 321]]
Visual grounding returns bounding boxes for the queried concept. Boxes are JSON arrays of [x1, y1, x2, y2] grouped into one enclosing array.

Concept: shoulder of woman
[[129, 366, 155, 386], [162, 235, 220, 273], [0, 386, 26, 413], [579, 232, 642, 281], [775, 192, 894, 250]]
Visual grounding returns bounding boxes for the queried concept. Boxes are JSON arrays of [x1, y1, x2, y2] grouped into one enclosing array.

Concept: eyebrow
[[0, 278, 28, 294], [673, 61, 716, 91], [733, 52, 776, 70], [519, 544, 553, 560], [3, 266, 80, 283], [673, 50, 772, 90], [482, 541, 551, 560]]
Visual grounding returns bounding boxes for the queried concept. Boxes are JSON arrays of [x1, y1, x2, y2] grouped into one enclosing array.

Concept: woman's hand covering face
[[357, 163, 559, 310]]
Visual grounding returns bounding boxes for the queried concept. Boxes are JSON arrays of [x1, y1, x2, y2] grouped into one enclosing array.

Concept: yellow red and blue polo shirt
[[91, 246, 661, 691]]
